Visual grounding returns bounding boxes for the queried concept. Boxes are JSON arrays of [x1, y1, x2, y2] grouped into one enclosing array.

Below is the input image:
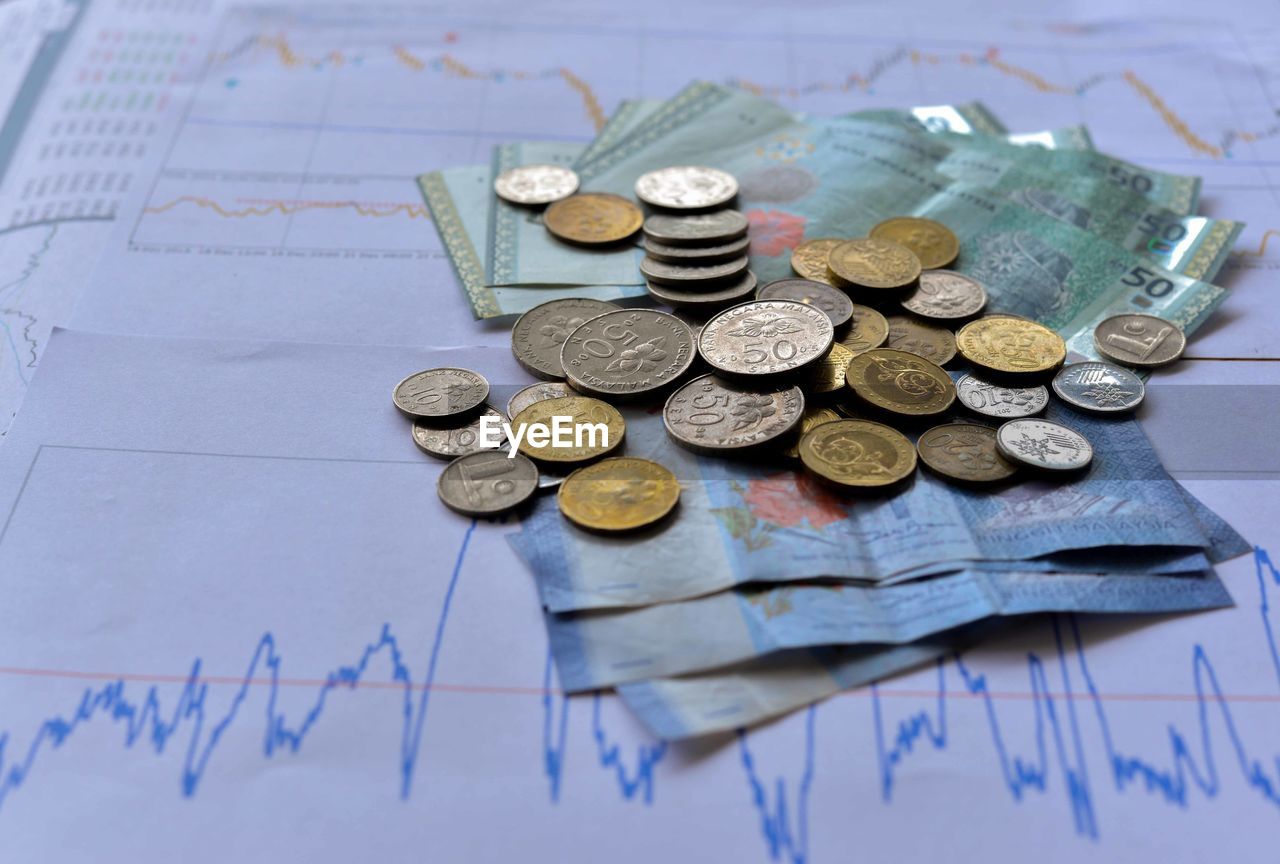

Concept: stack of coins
[[412, 168, 1192, 524], [632, 166, 754, 311]]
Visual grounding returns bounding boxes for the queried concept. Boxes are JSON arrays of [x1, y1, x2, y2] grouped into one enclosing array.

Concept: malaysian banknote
[[872, 544, 1211, 585], [851, 103, 1095, 150], [611, 484, 1250, 739], [848, 102, 1008, 137], [576, 95, 1232, 356], [419, 161, 647, 318], [829, 117, 1237, 280], [573, 98, 663, 167], [578, 90, 1059, 177], [615, 641, 952, 740], [508, 404, 1220, 613], [574, 84, 1228, 282], [546, 569, 1232, 692], [486, 140, 644, 287], [580, 82, 1198, 212]]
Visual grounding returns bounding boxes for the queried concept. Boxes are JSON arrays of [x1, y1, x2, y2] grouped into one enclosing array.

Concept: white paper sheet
[[1, 0, 1279, 860]]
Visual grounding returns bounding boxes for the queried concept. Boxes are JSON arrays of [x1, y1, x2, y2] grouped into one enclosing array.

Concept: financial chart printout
[[0, 0, 1277, 861], [0, 0, 219, 431]]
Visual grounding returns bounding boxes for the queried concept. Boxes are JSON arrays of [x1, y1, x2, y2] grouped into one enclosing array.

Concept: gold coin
[[827, 237, 921, 291], [956, 316, 1066, 376], [800, 343, 854, 394], [557, 457, 680, 532], [844, 348, 956, 417], [869, 217, 959, 269], [543, 193, 643, 246], [838, 304, 889, 355], [512, 395, 624, 464], [798, 419, 917, 489], [916, 422, 1017, 484], [884, 314, 957, 365], [790, 238, 843, 284], [783, 406, 842, 460]]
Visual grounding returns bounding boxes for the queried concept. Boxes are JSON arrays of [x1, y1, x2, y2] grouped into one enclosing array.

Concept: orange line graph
[[1121, 70, 1221, 158], [411, 49, 606, 131], [975, 47, 1072, 94], [215, 34, 606, 131], [144, 195, 430, 220], [1237, 229, 1280, 258], [215, 33, 1271, 157]]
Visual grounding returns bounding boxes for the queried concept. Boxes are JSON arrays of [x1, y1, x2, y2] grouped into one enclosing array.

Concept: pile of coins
[[403, 166, 1188, 527]]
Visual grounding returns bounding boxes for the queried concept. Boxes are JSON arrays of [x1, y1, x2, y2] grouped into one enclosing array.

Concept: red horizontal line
[[0, 665, 1277, 704], [854, 688, 1280, 704], [0, 665, 553, 696]]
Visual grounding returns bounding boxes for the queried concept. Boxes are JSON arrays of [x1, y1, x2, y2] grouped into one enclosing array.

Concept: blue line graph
[[739, 707, 816, 864], [542, 653, 668, 804], [0, 517, 478, 808], [871, 546, 1280, 848], [1, 543, 1278, 862]]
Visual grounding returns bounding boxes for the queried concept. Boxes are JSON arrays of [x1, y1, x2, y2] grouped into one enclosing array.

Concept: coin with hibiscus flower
[[663, 373, 805, 455], [699, 300, 834, 377], [511, 297, 618, 380], [560, 309, 697, 400]]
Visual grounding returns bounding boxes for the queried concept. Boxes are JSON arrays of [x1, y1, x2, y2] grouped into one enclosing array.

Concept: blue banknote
[[614, 620, 1006, 740], [547, 568, 1232, 692], [610, 484, 1248, 739]]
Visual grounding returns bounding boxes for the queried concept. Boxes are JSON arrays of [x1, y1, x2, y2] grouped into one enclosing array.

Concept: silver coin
[[699, 300, 834, 377], [1093, 313, 1186, 368], [1051, 362, 1145, 413], [437, 450, 539, 516], [756, 278, 854, 330], [506, 382, 573, 418], [393, 368, 488, 420], [643, 209, 749, 246], [643, 234, 750, 264], [901, 271, 988, 321], [493, 442, 566, 491], [413, 406, 507, 459], [639, 254, 749, 287], [646, 271, 757, 310], [996, 419, 1094, 472], [956, 374, 1048, 418], [493, 164, 579, 206], [511, 297, 617, 380], [560, 308, 697, 399], [663, 373, 805, 455], [635, 166, 738, 210]]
